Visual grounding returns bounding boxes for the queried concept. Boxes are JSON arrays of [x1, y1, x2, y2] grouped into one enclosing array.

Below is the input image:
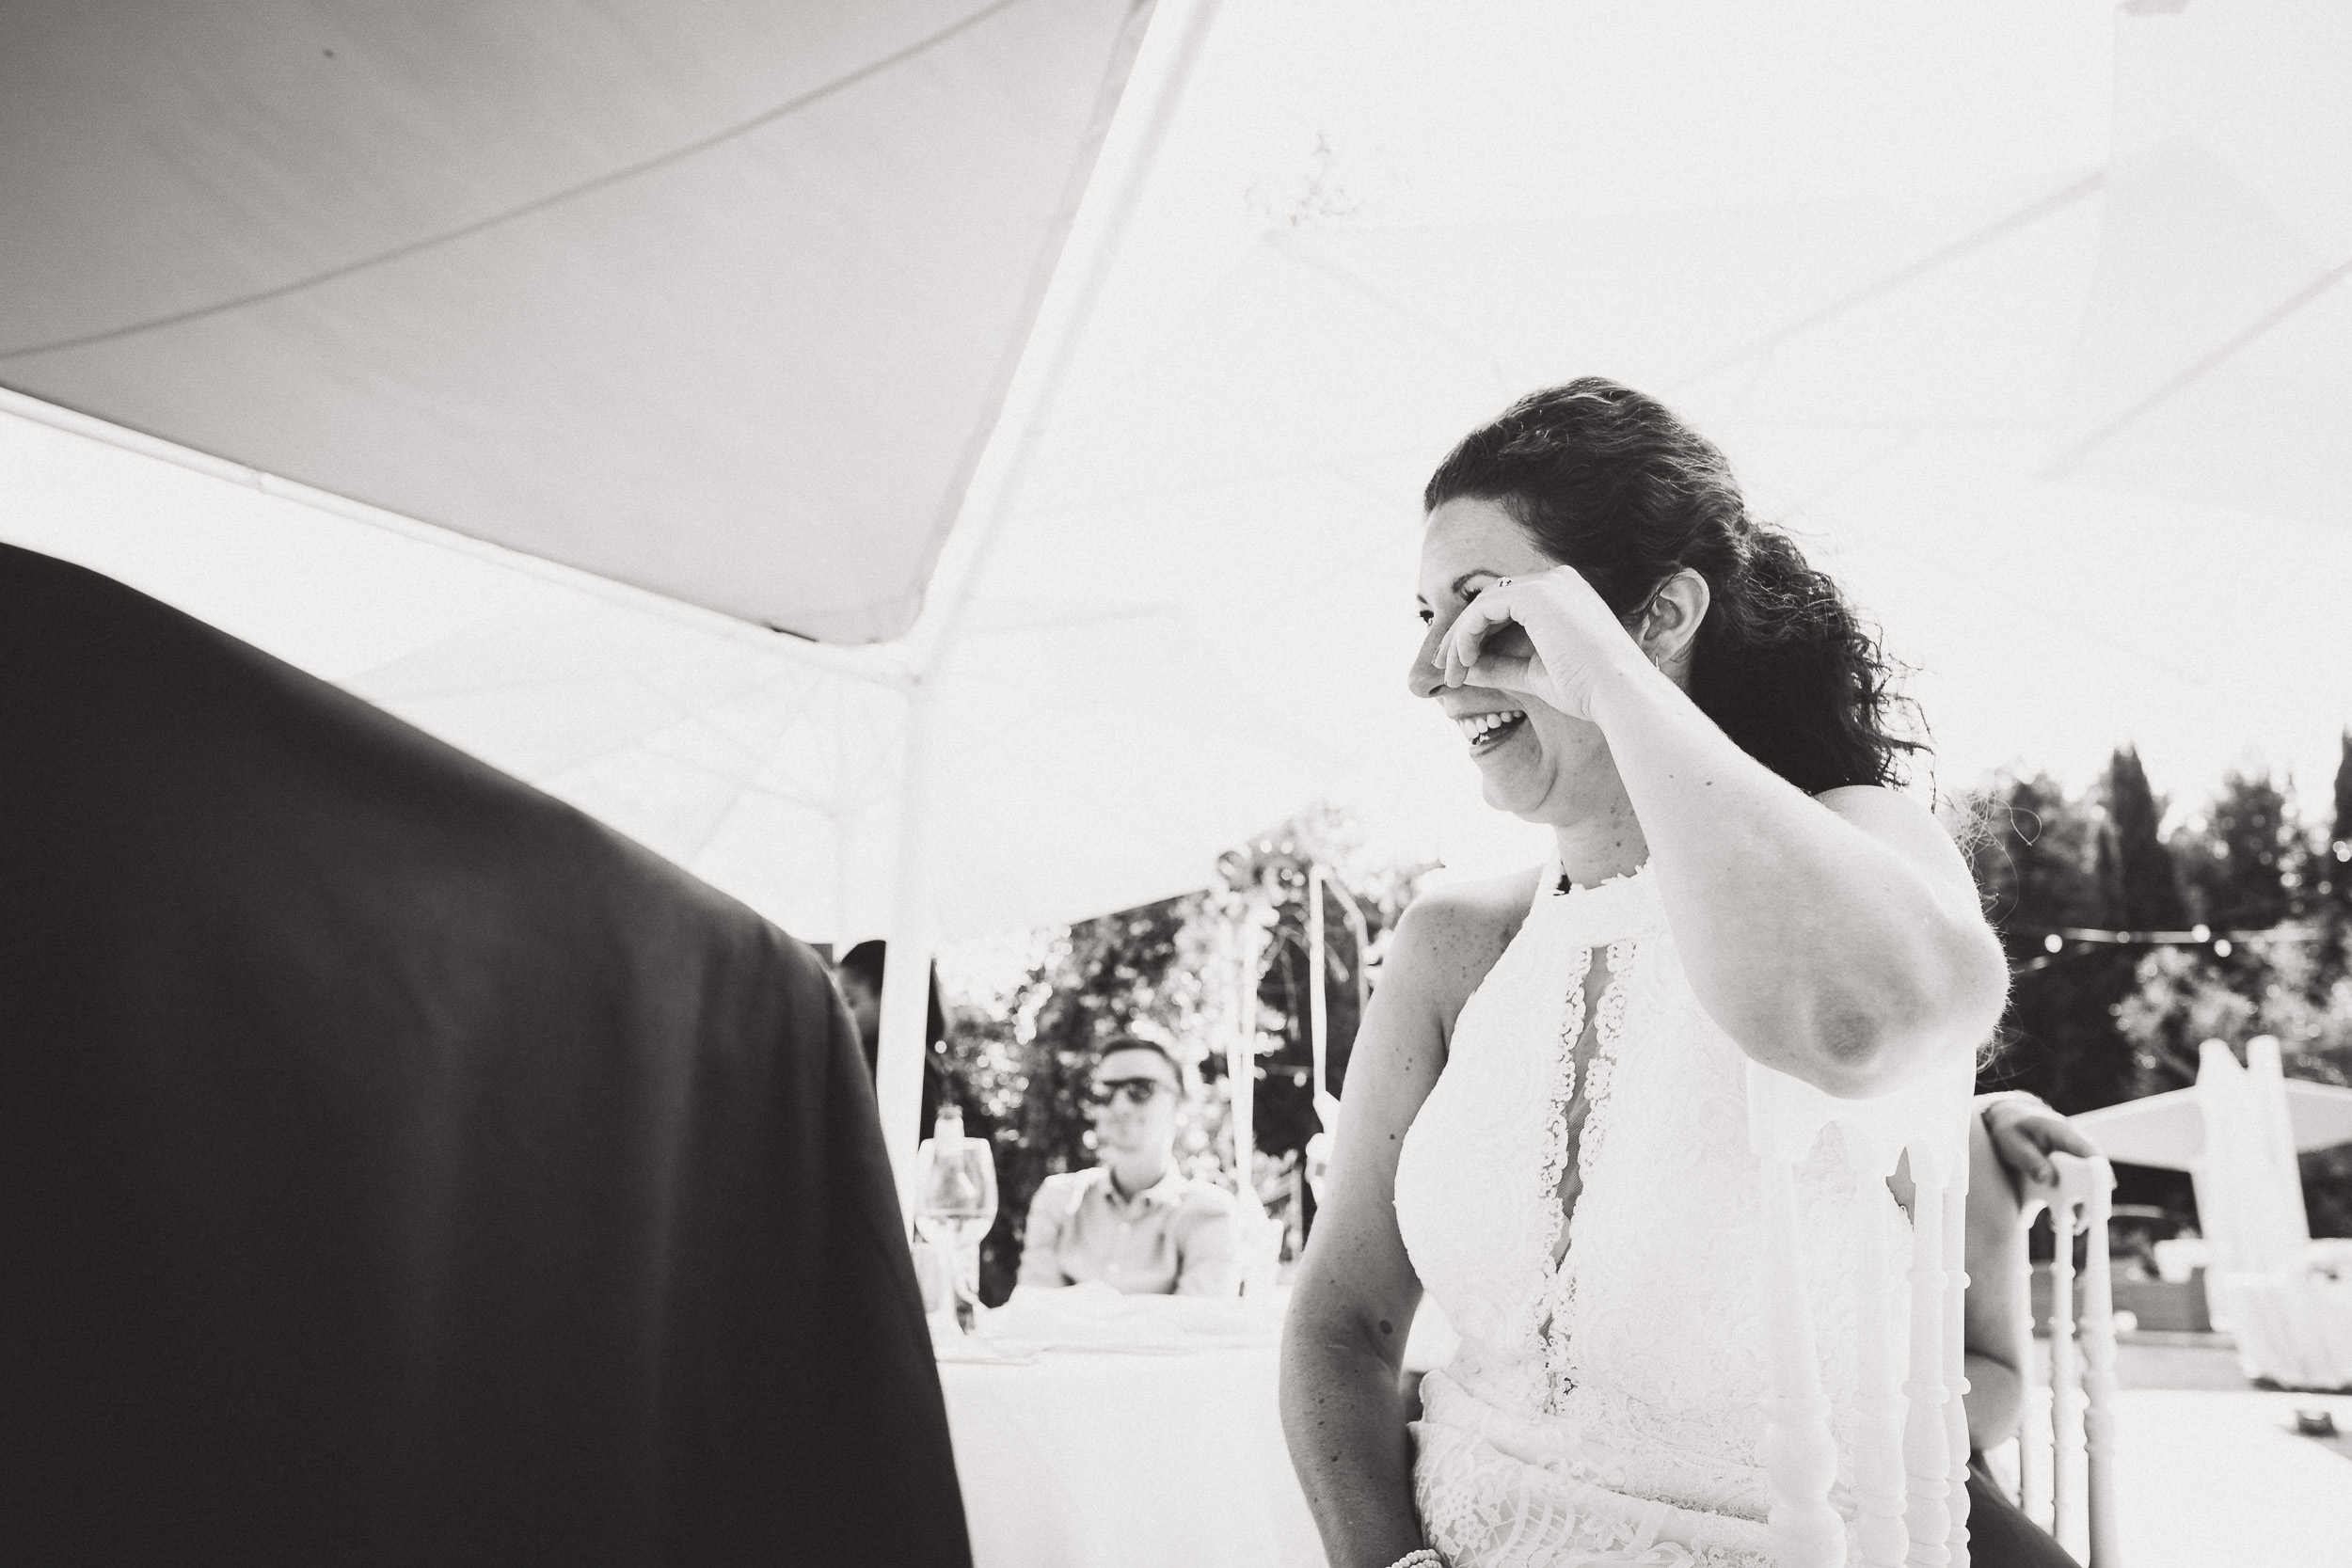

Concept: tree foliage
[[1966, 764, 2141, 1111], [1957, 746, 2352, 1236], [2178, 768, 2301, 930]]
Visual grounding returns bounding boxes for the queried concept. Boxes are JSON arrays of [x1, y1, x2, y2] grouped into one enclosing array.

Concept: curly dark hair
[[1423, 377, 1922, 796]]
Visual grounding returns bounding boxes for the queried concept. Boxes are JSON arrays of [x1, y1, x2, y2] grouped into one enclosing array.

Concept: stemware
[[913, 1105, 997, 1331]]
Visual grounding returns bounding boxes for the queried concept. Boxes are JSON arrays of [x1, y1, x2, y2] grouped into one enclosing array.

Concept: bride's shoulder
[[1386, 865, 1542, 1016]]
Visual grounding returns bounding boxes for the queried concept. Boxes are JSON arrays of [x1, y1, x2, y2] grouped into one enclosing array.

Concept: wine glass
[[914, 1106, 997, 1332]]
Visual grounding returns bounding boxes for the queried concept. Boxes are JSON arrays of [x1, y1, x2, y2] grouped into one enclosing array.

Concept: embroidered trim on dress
[[1540, 935, 1643, 1415], [1531, 941, 1592, 1402]]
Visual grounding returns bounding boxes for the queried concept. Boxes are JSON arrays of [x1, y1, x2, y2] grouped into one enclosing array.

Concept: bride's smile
[[1412, 495, 1630, 831], [1448, 707, 1525, 752]]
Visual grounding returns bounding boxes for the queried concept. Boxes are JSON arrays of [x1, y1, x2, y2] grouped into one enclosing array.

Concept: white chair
[[1745, 1053, 1977, 1568], [1231, 1186, 1285, 1297], [2012, 1151, 2121, 1568]]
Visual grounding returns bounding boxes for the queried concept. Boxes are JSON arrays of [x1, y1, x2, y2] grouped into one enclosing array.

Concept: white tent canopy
[[0, 0, 1153, 642], [11, 1, 2350, 934], [8, 3, 2352, 1175]]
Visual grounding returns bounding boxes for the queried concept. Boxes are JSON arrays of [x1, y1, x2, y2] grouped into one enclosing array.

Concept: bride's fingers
[[1464, 652, 1538, 695], [1442, 583, 1522, 685]]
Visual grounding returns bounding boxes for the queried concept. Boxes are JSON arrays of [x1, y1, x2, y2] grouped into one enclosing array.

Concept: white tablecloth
[[938, 1321, 1327, 1568]]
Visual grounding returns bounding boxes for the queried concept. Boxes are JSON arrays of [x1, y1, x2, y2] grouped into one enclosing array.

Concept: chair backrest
[[1745, 1053, 1977, 1568], [2012, 1151, 2121, 1568]]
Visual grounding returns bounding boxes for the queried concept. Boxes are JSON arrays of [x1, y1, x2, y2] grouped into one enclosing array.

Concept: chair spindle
[[1760, 1154, 1849, 1568], [1902, 1164, 1953, 1568], [1941, 1181, 1972, 1566]]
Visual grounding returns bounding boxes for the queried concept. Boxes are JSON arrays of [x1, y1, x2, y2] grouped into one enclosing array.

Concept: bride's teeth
[[1456, 710, 1524, 743]]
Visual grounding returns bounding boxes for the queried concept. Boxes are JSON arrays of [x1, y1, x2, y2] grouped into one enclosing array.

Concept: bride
[[1279, 379, 2010, 1568]]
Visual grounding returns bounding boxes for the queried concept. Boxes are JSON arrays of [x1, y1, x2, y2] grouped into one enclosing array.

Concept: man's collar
[[1096, 1162, 1188, 1207]]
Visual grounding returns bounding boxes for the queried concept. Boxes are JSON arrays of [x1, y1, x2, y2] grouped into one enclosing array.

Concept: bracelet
[[1385, 1551, 1444, 1568]]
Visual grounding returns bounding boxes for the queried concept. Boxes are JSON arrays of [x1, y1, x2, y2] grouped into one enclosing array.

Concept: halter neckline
[[1532, 855, 1660, 944], [1541, 856, 1652, 898]]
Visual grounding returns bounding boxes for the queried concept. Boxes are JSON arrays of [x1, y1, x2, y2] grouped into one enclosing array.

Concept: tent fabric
[[0, 543, 970, 1566], [7, 1, 2352, 950], [2191, 1041, 2310, 1275], [2069, 1076, 2352, 1170], [0, 0, 1154, 641]]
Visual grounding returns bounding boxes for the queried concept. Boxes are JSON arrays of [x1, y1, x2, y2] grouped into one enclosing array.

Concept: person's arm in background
[[1963, 1110, 2028, 1451], [1963, 1092, 2104, 1451], [1015, 1177, 1073, 1291], [1172, 1191, 1240, 1297]]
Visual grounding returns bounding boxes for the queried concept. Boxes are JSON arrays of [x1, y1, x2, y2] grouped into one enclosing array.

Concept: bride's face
[[1409, 497, 1621, 823]]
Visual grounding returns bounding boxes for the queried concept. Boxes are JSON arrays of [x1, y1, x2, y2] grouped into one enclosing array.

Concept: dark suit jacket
[[0, 544, 970, 1566]]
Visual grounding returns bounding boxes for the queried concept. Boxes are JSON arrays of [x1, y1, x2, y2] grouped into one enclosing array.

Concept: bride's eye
[[1417, 608, 1434, 626]]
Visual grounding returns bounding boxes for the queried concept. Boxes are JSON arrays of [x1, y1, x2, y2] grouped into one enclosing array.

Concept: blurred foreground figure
[[0, 546, 969, 1567]]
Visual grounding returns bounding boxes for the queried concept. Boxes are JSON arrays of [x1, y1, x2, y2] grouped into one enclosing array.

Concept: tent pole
[[1307, 864, 1334, 1132], [903, 0, 1224, 670], [1230, 898, 1265, 1202], [876, 675, 938, 1233], [867, 0, 1226, 1215]]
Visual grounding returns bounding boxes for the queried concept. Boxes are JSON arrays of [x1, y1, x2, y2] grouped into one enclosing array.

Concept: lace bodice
[[1393, 861, 1901, 1568]]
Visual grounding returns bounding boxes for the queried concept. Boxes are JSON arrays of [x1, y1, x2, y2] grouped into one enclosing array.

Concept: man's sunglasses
[[1087, 1076, 1170, 1107]]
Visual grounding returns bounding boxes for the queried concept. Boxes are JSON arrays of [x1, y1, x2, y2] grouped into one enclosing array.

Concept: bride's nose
[[1407, 622, 1447, 699]]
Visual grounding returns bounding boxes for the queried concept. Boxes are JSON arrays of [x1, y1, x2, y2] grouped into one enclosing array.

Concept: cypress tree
[[2103, 746, 2186, 931], [2315, 730, 2352, 984], [2323, 730, 2352, 921], [1976, 770, 2137, 1110]]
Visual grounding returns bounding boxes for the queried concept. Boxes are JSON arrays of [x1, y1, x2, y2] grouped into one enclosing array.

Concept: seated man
[[1016, 1037, 1239, 1296]]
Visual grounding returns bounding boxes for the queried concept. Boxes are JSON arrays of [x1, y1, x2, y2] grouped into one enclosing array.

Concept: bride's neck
[[1550, 800, 1647, 891]]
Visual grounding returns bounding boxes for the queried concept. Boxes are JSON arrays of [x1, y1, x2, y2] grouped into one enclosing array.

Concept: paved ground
[[2077, 1335, 2352, 1565]]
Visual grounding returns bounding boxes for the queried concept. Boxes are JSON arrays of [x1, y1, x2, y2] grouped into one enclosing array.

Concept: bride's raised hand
[[1440, 564, 1652, 721]]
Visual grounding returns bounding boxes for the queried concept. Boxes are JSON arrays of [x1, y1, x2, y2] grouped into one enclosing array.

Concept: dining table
[[932, 1286, 1328, 1568]]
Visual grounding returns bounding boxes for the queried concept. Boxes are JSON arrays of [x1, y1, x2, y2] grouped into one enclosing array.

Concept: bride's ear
[[1636, 568, 1708, 680]]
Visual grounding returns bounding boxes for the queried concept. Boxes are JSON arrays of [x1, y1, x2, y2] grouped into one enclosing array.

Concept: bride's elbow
[[1801, 923, 2009, 1098]]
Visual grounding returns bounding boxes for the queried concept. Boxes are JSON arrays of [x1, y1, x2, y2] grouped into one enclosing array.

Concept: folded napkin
[[973, 1282, 1285, 1354]]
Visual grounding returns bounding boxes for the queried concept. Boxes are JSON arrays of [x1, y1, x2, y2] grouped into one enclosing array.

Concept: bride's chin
[[1478, 762, 1552, 819]]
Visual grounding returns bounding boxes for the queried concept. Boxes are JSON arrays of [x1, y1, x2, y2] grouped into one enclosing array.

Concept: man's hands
[[1979, 1090, 2100, 1193]]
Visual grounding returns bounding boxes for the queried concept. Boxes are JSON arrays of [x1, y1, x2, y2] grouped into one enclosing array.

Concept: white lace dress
[[1393, 861, 1903, 1568]]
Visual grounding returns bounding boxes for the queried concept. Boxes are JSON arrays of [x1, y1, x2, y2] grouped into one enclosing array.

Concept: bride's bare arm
[[1281, 892, 1502, 1568], [1593, 659, 2008, 1098], [1446, 566, 2007, 1099]]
